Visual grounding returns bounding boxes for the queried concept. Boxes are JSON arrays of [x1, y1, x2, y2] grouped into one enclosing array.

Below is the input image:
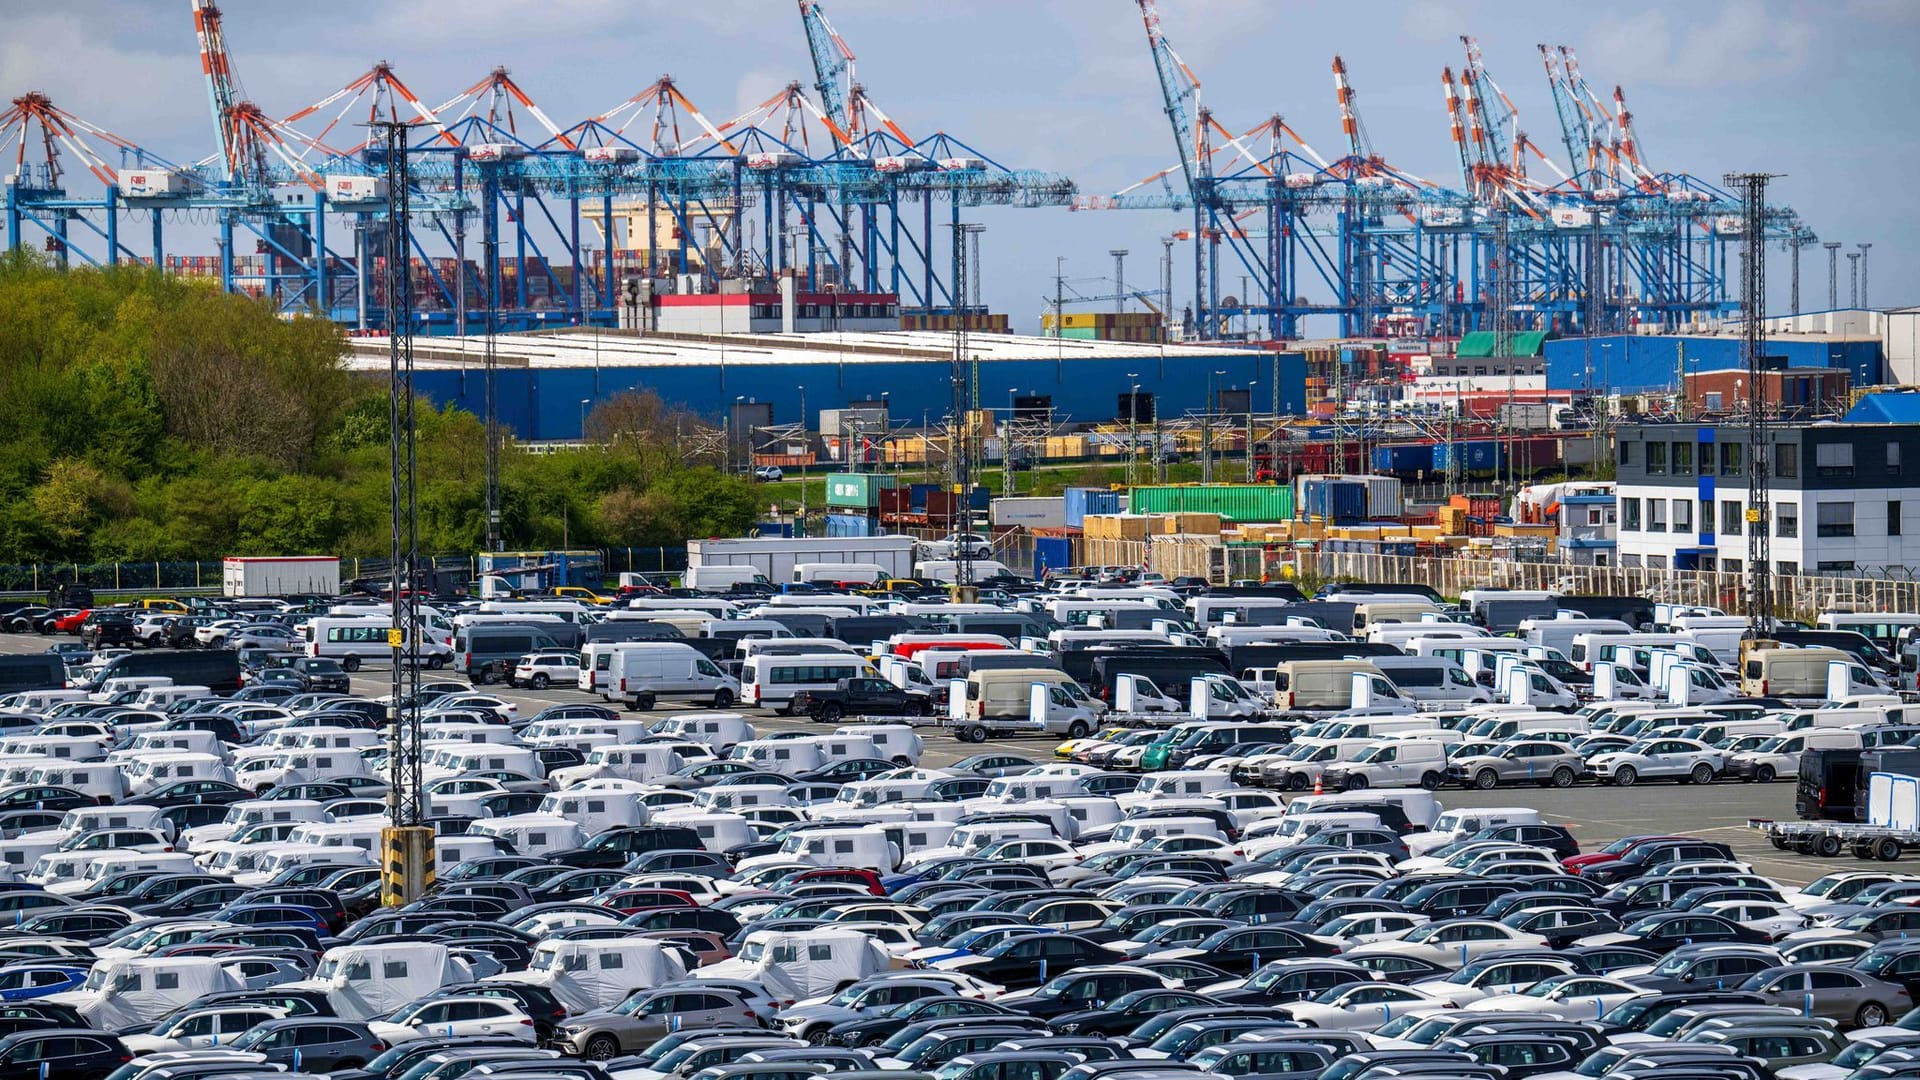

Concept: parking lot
[[0, 632, 1820, 883]]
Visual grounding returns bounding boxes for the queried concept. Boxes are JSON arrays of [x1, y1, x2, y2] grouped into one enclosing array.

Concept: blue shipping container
[[1301, 480, 1366, 522], [1063, 487, 1123, 529], [825, 513, 876, 538], [752, 522, 795, 538], [1033, 536, 1075, 579], [1372, 444, 1436, 476], [1434, 441, 1501, 472], [908, 483, 938, 511]]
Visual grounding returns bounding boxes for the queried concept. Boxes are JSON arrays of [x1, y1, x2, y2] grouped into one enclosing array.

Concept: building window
[[1816, 442, 1855, 478], [1817, 501, 1855, 538], [1673, 499, 1692, 532], [1620, 554, 1641, 568], [1721, 442, 1743, 476], [1618, 441, 1635, 468], [1647, 441, 1667, 475], [1892, 443, 1904, 476], [1587, 508, 1603, 526], [1777, 503, 1798, 538], [1818, 561, 1858, 573], [1723, 557, 1743, 574], [1892, 501, 1904, 537], [1646, 554, 1668, 570], [1776, 442, 1798, 478], [1673, 441, 1693, 474], [1648, 500, 1667, 532], [1622, 498, 1641, 531], [1722, 499, 1743, 536], [1778, 561, 1798, 575], [1473, 365, 1487, 376], [1700, 499, 1713, 533]]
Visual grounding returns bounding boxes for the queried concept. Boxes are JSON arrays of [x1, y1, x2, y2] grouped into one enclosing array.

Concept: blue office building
[[1542, 334, 1884, 394]]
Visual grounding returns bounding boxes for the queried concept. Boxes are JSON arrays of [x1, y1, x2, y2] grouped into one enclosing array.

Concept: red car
[[589, 888, 697, 916], [784, 867, 886, 896], [52, 609, 93, 634], [1562, 834, 1694, 874]]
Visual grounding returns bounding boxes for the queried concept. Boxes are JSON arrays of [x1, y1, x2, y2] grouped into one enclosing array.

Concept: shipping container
[[908, 483, 940, 511], [1063, 487, 1124, 529], [1371, 444, 1436, 476], [752, 522, 796, 538], [1033, 536, 1076, 580], [1127, 485, 1294, 522], [825, 473, 897, 509], [1299, 479, 1366, 523], [824, 513, 877, 538], [991, 497, 1068, 529], [1433, 440, 1502, 473], [222, 556, 340, 598]]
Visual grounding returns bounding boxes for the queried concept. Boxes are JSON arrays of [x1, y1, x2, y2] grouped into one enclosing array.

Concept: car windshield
[[228, 1025, 273, 1050], [1572, 1048, 1628, 1078], [1395, 1016, 1460, 1045]]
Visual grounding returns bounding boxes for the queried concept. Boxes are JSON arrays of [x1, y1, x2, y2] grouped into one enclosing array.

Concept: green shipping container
[[1127, 484, 1295, 522], [826, 472, 896, 509]]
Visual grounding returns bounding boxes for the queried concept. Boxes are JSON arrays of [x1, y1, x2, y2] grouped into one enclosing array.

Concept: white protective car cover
[[694, 928, 889, 1003], [466, 814, 588, 857], [47, 956, 241, 1029], [488, 938, 687, 1013], [284, 942, 472, 1021]]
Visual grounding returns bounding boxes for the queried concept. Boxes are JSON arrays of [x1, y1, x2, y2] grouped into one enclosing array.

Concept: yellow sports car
[[1055, 726, 1138, 759]]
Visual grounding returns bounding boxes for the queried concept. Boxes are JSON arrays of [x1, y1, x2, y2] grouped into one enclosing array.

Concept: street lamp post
[[579, 399, 590, 443], [1127, 373, 1141, 488], [798, 384, 808, 519]]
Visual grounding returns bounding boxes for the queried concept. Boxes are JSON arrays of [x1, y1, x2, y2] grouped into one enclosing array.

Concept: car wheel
[[634, 694, 656, 711], [1474, 768, 1500, 790], [962, 725, 988, 744], [1613, 765, 1637, 787], [1067, 721, 1090, 739], [428, 654, 448, 669], [584, 1035, 620, 1061], [1859, 1002, 1890, 1028], [805, 1027, 832, 1046], [1770, 836, 1791, 851], [531, 674, 549, 689], [1817, 834, 1845, 858], [821, 704, 844, 723], [1755, 764, 1776, 783], [893, 755, 912, 766], [341, 656, 361, 673], [1551, 766, 1576, 788], [1420, 771, 1442, 790], [1880, 838, 1904, 861], [712, 689, 734, 708], [146, 634, 164, 648], [1343, 775, 1369, 792], [1689, 763, 1715, 786], [912, 701, 932, 717]]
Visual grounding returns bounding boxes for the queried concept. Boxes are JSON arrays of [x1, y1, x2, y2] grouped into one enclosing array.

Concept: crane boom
[[798, 0, 855, 133]]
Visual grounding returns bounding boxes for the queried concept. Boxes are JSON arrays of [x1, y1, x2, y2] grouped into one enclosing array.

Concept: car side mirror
[[1679, 971, 1695, 982]]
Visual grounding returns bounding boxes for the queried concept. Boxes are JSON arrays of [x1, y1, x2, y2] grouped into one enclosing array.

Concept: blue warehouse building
[[1541, 333, 1884, 395], [350, 330, 1305, 441]]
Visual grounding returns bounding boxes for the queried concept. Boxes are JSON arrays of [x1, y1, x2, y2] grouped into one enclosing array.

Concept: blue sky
[[6, 0, 1913, 333]]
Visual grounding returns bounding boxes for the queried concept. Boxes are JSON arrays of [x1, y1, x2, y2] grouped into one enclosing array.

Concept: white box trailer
[[688, 536, 916, 585], [222, 556, 341, 597], [990, 497, 1067, 530]]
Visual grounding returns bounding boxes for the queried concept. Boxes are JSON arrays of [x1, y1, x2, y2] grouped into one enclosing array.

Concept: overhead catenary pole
[[1825, 242, 1841, 309], [1727, 171, 1776, 634], [373, 118, 429, 906], [1858, 243, 1872, 307]]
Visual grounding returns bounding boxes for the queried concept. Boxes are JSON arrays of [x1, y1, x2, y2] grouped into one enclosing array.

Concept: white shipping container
[[938, 157, 986, 171], [990, 497, 1067, 530], [687, 536, 916, 585], [467, 143, 526, 162], [222, 557, 341, 598], [747, 152, 801, 170], [582, 146, 640, 164], [327, 176, 388, 202], [121, 170, 186, 197]]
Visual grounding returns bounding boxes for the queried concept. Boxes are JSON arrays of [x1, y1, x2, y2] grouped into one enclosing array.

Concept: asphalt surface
[[2, 633, 1829, 884]]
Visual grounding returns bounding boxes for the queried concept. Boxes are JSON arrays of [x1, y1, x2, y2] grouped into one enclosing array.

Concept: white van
[[1403, 807, 1544, 856], [681, 566, 767, 593], [915, 560, 1014, 583], [1284, 790, 1443, 829], [303, 617, 453, 671], [548, 744, 683, 788], [959, 668, 1105, 739], [608, 643, 740, 711], [1371, 657, 1492, 705], [835, 723, 924, 766], [1273, 660, 1413, 715], [652, 712, 756, 752], [741, 653, 877, 713], [1519, 617, 1634, 658], [1320, 740, 1450, 791], [792, 562, 888, 585]]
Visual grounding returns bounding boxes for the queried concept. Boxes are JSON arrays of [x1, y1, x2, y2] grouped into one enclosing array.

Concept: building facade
[[1557, 493, 1618, 566], [1614, 421, 1920, 575]]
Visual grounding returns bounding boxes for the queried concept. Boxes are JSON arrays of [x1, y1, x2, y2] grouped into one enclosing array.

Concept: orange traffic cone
[[1312, 774, 1323, 795]]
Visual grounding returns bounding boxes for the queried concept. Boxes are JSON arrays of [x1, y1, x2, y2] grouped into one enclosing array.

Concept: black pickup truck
[[792, 677, 932, 722]]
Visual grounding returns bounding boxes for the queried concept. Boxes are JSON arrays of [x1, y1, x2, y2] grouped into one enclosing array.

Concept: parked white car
[[1586, 737, 1729, 786], [1282, 983, 1447, 1029]]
